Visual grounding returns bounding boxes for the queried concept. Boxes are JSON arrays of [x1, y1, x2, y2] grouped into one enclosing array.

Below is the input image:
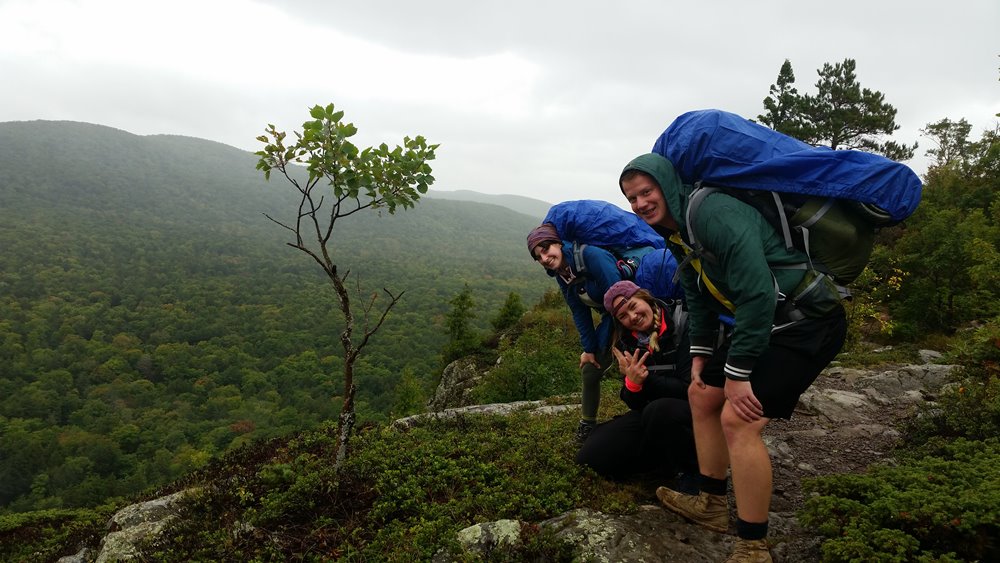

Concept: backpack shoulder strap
[[665, 299, 688, 351], [683, 184, 717, 258], [572, 242, 588, 276], [668, 230, 736, 314]]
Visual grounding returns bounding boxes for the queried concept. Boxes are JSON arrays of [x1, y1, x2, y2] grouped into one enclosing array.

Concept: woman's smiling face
[[533, 241, 565, 271], [612, 295, 655, 332]]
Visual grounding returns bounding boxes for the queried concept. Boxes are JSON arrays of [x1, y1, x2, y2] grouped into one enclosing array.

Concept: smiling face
[[612, 294, 655, 332], [621, 171, 677, 231], [533, 241, 565, 271]]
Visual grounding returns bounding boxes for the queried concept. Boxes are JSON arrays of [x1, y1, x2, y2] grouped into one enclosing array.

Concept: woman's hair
[[526, 223, 561, 259], [610, 288, 662, 352]]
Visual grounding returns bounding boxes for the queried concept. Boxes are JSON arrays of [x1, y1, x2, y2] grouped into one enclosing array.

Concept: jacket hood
[[619, 153, 690, 233]]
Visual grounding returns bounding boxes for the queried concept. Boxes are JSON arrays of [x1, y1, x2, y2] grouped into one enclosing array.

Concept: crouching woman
[[576, 280, 703, 482]]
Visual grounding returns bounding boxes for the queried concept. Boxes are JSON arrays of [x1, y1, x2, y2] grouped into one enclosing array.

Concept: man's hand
[[724, 378, 764, 422], [691, 355, 708, 389]]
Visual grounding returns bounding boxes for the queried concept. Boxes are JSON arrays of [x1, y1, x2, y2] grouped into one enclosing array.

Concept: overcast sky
[[2, 0, 997, 205]]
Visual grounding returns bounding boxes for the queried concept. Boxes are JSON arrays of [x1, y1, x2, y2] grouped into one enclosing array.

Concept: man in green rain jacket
[[617, 152, 847, 563]]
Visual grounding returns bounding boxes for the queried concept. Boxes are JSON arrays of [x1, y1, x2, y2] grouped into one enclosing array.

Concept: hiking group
[[526, 109, 921, 563]]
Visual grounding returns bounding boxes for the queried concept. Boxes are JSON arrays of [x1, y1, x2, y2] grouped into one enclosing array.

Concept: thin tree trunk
[[334, 381, 356, 470], [331, 272, 356, 470]]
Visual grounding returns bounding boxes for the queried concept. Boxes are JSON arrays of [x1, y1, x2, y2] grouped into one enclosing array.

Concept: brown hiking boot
[[655, 487, 729, 533], [725, 538, 771, 562]]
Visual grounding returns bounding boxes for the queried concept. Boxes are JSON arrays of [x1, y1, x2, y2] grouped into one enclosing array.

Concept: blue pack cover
[[543, 200, 665, 250], [651, 109, 922, 222], [634, 248, 683, 300]]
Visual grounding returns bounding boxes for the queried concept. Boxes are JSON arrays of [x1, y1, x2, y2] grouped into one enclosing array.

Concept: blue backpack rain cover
[[543, 200, 681, 299], [542, 200, 665, 251], [634, 248, 684, 300], [652, 109, 922, 223]]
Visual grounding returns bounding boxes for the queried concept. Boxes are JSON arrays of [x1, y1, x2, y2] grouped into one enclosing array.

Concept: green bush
[[139, 410, 631, 561], [801, 438, 1000, 562], [804, 321, 1000, 562], [947, 317, 1000, 367], [834, 341, 921, 369], [905, 318, 1000, 444], [473, 324, 579, 404], [843, 249, 902, 346], [0, 506, 115, 562], [342, 414, 601, 560], [473, 291, 580, 404]]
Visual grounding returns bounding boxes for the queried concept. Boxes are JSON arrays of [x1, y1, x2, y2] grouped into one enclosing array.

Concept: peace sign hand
[[612, 347, 650, 387]]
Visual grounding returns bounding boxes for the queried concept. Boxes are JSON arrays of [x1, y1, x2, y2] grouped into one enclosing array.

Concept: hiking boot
[[725, 538, 771, 563], [655, 487, 729, 533], [575, 420, 595, 444]]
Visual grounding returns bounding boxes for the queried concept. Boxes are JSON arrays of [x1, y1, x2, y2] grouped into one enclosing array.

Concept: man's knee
[[688, 382, 724, 415], [720, 405, 768, 443]]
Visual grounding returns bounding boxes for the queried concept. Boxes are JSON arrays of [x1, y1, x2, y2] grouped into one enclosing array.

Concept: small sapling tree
[[255, 103, 437, 468]]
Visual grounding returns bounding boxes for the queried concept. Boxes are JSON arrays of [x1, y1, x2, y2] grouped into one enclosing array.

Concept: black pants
[[581, 347, 614, 422], [575, 397, 697, 481], [701, 307, 848, 419]]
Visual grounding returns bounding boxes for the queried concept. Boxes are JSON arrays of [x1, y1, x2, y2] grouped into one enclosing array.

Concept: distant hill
[[0, 119, 551, 373], [0, 119, 554, 513], [426, 188, 551, 220]]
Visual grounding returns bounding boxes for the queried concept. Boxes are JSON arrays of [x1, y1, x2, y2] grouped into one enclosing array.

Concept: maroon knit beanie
[[526, 223, 561, 259], [603, 280, 641, 314]]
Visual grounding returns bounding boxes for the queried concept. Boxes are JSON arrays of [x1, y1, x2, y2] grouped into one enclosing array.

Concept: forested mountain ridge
[[426, 188, 552, 219], [0, 120, 552, 513]]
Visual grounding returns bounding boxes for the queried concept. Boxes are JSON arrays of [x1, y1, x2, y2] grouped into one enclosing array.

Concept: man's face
[[621, 173, 677, 230]]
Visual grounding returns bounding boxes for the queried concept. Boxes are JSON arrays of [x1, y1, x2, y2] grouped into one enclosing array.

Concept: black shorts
[[700, 308, 847, 419]]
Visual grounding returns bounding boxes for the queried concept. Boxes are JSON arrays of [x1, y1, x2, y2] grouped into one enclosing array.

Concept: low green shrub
[[801, 438, 1000, 562], [141, 409, 632, 561], [947, 318, 1000, 367], [473, 296, 581, 404], [835, 341, 921, 368], [905, 318, 1000, 444], [0, 506, 115, 562], [341, 413, 611, 561], [804, 321, 1000, 562]]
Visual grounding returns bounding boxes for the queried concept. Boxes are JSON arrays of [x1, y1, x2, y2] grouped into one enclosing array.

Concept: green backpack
[[681, 185, 882, 321], [686, 184, 877, 286]]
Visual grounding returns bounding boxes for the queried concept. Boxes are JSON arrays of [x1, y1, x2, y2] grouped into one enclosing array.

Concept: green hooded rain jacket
[[620, 153, 814, 381]]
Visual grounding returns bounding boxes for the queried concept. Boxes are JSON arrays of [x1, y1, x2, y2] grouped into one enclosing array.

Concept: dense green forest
[[0, 121, 551, 512]]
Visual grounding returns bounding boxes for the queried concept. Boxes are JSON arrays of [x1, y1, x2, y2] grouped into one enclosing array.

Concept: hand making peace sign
[[612, 346, 650, 387]]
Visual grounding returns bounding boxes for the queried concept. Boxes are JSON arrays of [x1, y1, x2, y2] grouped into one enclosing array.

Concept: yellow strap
[[669, 233, 736, 313]]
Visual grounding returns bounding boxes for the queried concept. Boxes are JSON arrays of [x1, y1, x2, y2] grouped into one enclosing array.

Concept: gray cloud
[[2, 0, 997, 206]]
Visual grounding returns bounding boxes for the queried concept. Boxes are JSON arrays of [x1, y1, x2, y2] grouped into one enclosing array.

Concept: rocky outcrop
[[427, 357, 489, 411], [90, 489, 199, 562], [435, 507, 736, 563], [433, 519, 523, 562], [394, 400, 576, 430], [539, 507, 735, 563]]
